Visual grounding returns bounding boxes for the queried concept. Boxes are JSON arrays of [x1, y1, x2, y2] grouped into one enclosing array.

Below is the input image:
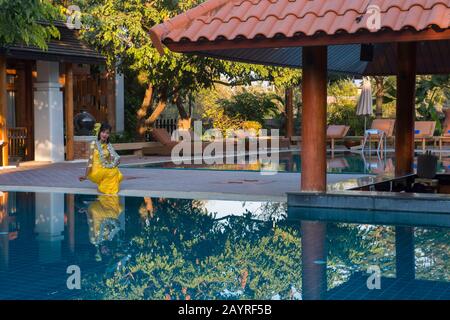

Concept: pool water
[[0, 191, 449, 300], [125, 151, 450, 175]]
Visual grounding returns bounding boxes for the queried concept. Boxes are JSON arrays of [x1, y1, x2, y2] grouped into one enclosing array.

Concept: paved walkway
[[0, 155, 369, 201]]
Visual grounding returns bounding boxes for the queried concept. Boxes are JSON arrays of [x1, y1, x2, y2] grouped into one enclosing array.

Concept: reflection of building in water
[[0, 192, 9, 270], [34, 193, 65, 263], [87, 195, 124, 246]]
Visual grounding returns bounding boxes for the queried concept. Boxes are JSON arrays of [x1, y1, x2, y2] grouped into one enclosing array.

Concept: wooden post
[[301, 221, 327, 300], [395, 42, 417, 176], [285, 87, 294, 140], [66, 194, 75, 253], [0, 55, 8, 166], [0, 192, 9, 270], [64, 63, 74, 161], [395, 226, 415, 280], [301, 46, 328, 191], [106, 73, 116, 131]]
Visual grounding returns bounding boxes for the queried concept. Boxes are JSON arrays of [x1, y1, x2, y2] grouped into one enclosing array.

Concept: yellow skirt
[[88, 166, 123, 194]]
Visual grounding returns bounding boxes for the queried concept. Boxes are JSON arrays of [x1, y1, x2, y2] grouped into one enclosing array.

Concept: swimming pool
[[0, 191, 449, 300], [124, 151, 450, 175]]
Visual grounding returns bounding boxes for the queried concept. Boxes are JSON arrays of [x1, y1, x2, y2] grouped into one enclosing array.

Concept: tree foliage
[[0, 0, 61, 50], [77, 0, 301, 137]]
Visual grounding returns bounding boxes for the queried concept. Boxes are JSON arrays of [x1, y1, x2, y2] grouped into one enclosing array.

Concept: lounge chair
[[414, 121, 436, 152], [142, 128, 209, 156], [359, 119, 396, 152], [327, 125, 350, 152], [436, 122, 450, 151], [142, 128, 242, 157]]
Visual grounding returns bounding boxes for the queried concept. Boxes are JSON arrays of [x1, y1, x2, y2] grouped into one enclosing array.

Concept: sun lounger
[[355, 119, 396, 152], [436, 122, 450, 151], [327, 125, 350, 152], [414, 121, 436, 152], [142, 128, 210, 156]]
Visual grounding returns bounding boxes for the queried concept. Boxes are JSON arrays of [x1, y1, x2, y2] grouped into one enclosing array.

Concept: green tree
[[218, 90, 282, 127], [415, 75, 450, 134], [78, 0, 302, 139], [0, 0, 60, 50]]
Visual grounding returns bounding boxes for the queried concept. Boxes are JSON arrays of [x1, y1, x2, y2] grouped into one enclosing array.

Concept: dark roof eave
[[3, 47, 106, 64], [163, 28, 450, 54]]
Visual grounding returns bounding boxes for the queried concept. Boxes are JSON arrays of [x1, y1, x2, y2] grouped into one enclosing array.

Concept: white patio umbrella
[[356, 77, 373, 132]]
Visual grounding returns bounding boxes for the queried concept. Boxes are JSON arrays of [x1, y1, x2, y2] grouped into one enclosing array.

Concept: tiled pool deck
[[0, 154, 374, 201]]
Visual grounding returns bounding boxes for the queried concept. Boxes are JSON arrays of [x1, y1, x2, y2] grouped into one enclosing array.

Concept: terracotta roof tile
[[150, 0, 450, 50]]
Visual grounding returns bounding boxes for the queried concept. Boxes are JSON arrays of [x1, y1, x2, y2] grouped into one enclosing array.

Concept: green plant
[[0, 0, 60, 49], [242, 121, 262, 133], [218, 91, 282, 127]]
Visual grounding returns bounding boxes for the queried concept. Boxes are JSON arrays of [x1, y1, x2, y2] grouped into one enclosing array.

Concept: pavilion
[[0, 22, 125, 166], [149, 0, 450, 193], [149, 0, 450, 300]]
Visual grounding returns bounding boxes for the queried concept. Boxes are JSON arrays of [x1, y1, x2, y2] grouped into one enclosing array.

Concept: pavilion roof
[[150, 0, 450, 75]]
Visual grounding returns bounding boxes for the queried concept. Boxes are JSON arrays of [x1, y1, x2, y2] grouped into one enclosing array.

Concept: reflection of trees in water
[[414, 228, 450, 282], [326, 224, 450, 288], [326, 224, 396, 289], [81, 197, 450, 300], [82, 198, 302, 300]]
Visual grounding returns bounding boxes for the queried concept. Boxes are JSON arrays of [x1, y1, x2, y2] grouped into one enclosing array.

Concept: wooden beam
[[0, 55, 8, 166], [285, 87, 294, 139], [166, 28, 450, 53], [301, 46, 327, 192], [395, 42, 417, 176], [65, 63, 75, 161]]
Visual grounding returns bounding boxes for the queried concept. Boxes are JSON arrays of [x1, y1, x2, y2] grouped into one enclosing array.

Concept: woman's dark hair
[[97, 122, 112, 143]]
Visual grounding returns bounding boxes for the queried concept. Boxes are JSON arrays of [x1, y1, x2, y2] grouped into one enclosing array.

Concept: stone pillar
[[34, 61, 64, 162]]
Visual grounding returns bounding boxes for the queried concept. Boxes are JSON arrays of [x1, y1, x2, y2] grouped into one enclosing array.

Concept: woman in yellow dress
[[79, 123, 123, 194]]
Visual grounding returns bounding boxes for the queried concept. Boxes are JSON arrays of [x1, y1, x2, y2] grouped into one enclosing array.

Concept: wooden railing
[[7, 127, 27, 158], [146, 118, 178, 141]]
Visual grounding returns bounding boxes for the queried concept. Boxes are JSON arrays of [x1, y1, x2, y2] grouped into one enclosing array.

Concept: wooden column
[[395, 42, 417, 176], [0, 55, 8, 166], [395, 226, 415, 280], [301, 221, 327, 300], [285, 87, 294, 140], [66, 194, 75, 253], [301, 46, 328, 191], [64, 63, 74, 161]]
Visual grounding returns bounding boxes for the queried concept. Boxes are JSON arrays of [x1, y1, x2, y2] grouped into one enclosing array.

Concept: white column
[[34, 61, 65, 162], [34, 193, 65, 263], [115, 70, 125, 133]]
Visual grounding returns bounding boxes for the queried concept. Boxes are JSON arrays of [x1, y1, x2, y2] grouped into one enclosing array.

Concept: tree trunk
[[146, 89, 168, 126], [374, 76, 384, 119], [175, 94, 189, 120], [136, 84, 153, 140]]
